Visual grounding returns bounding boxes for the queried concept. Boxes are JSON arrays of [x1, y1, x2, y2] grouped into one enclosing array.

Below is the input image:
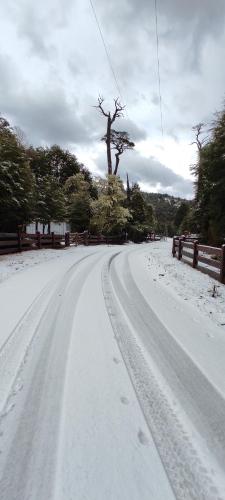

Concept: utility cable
[[154, 0, 164, 138], [89, 0, 125, 107]]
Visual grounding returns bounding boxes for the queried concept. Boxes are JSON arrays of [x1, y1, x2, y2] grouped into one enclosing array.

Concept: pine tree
[[0, 117, 35, 231]]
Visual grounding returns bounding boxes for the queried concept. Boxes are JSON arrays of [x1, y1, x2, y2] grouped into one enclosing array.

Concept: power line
[[154, 0, 164, 138], [89, 0, 125, 106]]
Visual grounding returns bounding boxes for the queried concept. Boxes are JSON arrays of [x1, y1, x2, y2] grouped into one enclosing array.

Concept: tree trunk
[[106, 115, 112, 175], [113, 153, 120, 176], [126, 173, 131, 202]]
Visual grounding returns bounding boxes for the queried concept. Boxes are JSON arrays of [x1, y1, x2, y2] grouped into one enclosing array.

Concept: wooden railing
[[172, 237, 225, 284], [70, 232, 126, 246], [145, 232, 156, 241], [0, 231, 65, 255], [0, 230, 127, 256]]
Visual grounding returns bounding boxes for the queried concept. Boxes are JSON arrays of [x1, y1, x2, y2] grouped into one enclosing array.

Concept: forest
[[188, 109, 225, 245], [0, 115, 156, 241], [1, 102, 225, 244]]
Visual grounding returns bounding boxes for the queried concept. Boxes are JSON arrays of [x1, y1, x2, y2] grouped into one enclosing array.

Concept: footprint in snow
[[120, 396, 129, 405], [138, 429, 149, 446], [113, 357, 120, 364]]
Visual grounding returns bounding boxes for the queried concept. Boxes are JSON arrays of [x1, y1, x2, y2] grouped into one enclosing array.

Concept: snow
[[0, 248, 74, 284], [0, 242, 225, 499], [55, 253, 174, 500], [143, 239, 225, 327]]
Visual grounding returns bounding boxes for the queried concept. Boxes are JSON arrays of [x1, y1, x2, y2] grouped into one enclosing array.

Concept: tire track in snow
[[123, 251, 225, 465], [0, 254, 97, 414], [102, 252, 225, 500], [0, 252, 101, 500], [0, 253, 94, 357]]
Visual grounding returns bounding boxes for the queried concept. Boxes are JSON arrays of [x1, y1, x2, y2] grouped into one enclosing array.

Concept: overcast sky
[[1, 0, 225, 198]]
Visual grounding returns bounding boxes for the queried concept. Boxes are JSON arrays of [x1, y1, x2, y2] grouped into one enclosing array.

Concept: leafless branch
[[191, 122, 207, 151], [111, 98, 125, 123], [94, 96, 109, 117]]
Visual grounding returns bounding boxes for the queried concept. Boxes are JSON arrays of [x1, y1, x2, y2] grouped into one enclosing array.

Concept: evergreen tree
[[174, 202, 190, 232], [64, 173, 91, 232], [29, 145, 80, 227], [29, 145, 82, 184], [91, 175, 131, 235], [127, 183, 155, 242], [207, 113, 225, 243], [191, 108, 225, 244], [0, 117, 35, 231], [35, 175, 66, 231]]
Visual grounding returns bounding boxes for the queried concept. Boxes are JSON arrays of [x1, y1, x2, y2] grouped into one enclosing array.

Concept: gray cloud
[[95, 149, 193, 198], [13, 91, 88, 146], [0, 0, 225, 199], [5, 0, 75, 59], [113, 118, 147, 142], [0, 55, 89, 146]]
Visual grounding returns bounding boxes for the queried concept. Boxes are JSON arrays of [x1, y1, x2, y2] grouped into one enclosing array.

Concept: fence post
[[64, 232, 68, 247], [178, 238, 182, 260], [51, 231, 55, 248], [193, 240, 198, 268], [36, 231, 41, 249], [84, 231, 88, 246], [172, 237, 176, 257], [17, 227, 22, 252], [220, 244, 225, 284]]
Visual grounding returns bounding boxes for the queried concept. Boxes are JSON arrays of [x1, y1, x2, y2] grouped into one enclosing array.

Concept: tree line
[[0, 114, 155, 240], [178, 105, 225, 245]]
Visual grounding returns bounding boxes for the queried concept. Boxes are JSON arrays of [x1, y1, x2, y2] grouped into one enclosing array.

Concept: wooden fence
[[70, 232, 126, 246], [0, 231, 65, 255], [146, 232, 156, 242], [0, 230, 127, 256], [172, 237, 225, 284]]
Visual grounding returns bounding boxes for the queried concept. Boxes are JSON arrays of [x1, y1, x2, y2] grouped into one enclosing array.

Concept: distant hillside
[[142, 192, 193, 235]]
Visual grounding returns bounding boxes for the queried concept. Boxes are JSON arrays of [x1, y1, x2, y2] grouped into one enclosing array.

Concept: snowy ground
[[143, 239, 225, 328], [0, 241, 225, 499], [0, 247, 73, 284]]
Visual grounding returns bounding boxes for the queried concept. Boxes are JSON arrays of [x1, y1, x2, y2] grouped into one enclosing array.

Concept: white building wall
[[26, 222, 70, 235]]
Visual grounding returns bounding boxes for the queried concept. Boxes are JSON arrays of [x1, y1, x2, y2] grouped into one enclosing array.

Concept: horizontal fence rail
[[69, 232, 127, 246], [0, 231, 64, 255], [172, 237, 225, 284], [0, 230, 131, 256]]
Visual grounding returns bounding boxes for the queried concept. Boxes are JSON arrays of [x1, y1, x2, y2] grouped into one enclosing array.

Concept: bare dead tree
[[190, 123, 208, 176], [95, 96, 125, 175], [191, 123, 208, 201], [191, 123, 207, 152], [101, 129, 135, 175]]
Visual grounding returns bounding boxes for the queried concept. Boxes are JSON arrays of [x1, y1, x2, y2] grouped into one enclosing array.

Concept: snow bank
[[143, 239, 225, 328]]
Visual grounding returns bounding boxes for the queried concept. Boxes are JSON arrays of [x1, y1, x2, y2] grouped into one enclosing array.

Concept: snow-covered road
[[0, 243, 225, 499]]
